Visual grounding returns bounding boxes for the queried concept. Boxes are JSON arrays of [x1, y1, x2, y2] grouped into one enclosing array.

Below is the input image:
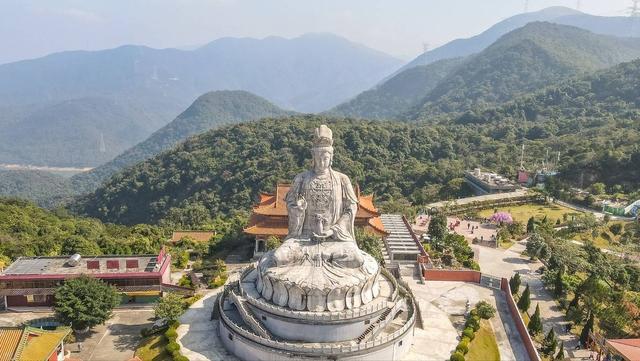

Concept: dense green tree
[[528, 304, 543, 336], [518, 284, 531, 313], [555, 342, 565, 360], [54, 276, 120, 330], [475, 301, 496, 319], [527, 217, 536, 233], [356, 228, 384, 264], [580, 312, 594, 346], [428, 212, 448, 245], [509, 273, 521, 295], [542, 328, 558, 356], [154, 293, 186, 322]]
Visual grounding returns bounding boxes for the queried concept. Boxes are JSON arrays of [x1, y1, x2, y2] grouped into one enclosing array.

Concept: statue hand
[[313, 228, 334, 239]]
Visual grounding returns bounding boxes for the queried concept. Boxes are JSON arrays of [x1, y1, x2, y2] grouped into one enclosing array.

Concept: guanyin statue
[[257, 125, 379, 312]]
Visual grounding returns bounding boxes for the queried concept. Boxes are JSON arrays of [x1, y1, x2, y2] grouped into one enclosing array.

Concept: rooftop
[[0, 326, 69, 361], [465, 168, 518, 190], [2, 254, 164, 277], [606, 338, 640, 361]]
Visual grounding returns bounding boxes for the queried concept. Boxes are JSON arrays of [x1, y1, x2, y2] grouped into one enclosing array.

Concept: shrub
[[140, 328, 149, 337], [610, 223, 623, 235], [165, 341, 180, 353], [475, 301, 496, 319], [465, 316, 480, 332], [462, 327, 475, 340], [165, 327, 178, 340], [456, 342, 469, 355], [450, 351, 465, 361], [173, 355, 189, 361]]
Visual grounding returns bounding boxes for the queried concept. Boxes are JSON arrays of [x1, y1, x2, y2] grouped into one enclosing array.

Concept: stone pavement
[[406, 278, 528, 361], [176, 289, 239, 361], [72, 309, 155, 361], [475, 240, 591, 360]]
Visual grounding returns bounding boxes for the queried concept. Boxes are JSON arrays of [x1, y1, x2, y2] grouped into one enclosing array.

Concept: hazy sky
[[0, 0, 633, 64]]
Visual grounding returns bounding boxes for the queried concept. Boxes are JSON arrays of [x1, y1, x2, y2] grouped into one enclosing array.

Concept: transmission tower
[[576, 0, 581, 11], [524, 0, 529, 13], [631, 0, 640, 37], [98, 133, 106, 154], [632, 0, 640, 16], [422, 42, 430, 54]]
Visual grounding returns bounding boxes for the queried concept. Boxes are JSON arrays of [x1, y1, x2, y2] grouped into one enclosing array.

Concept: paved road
[[72, 309, 154, 361]]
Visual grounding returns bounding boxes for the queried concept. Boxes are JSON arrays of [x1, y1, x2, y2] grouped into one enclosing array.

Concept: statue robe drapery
[[285, 169, 358, 242]]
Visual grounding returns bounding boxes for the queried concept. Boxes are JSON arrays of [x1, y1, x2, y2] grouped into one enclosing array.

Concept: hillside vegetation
[[71, 90, 292, 193], [329, 58, 464, 120], [407, 22, 640, 119], [75, 58, 640, 226], [0, 198, 166, 263], [0, 170, 75, 208]]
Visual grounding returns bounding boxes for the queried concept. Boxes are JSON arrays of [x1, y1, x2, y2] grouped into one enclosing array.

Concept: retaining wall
[[422, 269, 482, 283], [501, 278, 541, 361]]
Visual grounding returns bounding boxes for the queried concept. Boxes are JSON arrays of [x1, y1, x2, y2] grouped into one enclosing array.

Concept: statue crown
[[313, 125, 333, 148]]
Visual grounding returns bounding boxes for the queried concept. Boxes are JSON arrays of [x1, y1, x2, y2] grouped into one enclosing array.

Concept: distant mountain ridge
[[329, 58, 464, 119], [406, 22, 640, 120], [0, 33, 401, 167], [397, 7, 639, 73], [70, 90, 292, 193]]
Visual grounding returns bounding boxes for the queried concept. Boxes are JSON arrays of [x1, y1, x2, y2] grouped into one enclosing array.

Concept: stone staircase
[[356, 307, 392, 344], [228, 290, 273, 339], [380, 214, 421, 264]]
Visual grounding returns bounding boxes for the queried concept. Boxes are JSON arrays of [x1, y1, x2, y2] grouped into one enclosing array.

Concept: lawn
[[478, 203, 581, 225], [466, 320, 500, 361], [573, 220, 631, 249], [135, 334, 171, 361]]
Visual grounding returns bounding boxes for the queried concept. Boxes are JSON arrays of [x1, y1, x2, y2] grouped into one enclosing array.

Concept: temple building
[[0, 249, 191, 309], [245, 183, 387, 257]]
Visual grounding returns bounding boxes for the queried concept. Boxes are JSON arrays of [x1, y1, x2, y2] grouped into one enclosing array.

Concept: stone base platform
[[217, 264, 416, 361]]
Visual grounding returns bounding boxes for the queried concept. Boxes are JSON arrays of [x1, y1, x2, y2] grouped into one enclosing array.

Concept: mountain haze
[[329, 58, 464, 120], [71, 90, 291, 192], [0, 33, 401, 167]]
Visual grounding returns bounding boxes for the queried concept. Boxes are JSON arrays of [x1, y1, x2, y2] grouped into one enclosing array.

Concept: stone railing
[[379, 267, 399, 300], [396, 278, 424, 330], [219, 290, 416, 355], [370, 296, 407, 340], [228, 289, 272, 339]]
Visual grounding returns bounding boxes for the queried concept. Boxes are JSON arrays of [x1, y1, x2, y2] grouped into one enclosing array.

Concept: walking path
[[177, 289, 239, 361], [474, 240, 590, 360]]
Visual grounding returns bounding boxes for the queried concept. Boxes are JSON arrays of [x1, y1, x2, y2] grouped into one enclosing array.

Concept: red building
[[244, 183, 387, 257], [0, 249, 177, 309]]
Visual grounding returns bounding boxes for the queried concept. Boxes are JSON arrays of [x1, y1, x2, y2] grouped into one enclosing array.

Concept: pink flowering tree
[[490, 212, 513, 225]]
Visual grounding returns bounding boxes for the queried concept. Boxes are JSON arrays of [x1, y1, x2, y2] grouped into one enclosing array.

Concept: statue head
[[312, 125, 333, 174]]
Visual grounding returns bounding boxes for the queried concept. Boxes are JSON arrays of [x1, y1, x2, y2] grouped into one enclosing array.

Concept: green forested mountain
[[407, 22, 640, 120], [329, 58, 464, 120], [398, 6, 639, 73], [0, 170, 74, 208], [75, 59, 640, 226], [0, 97, 167, 167], [0, 198, 166, 263], [70, 91, 292, 193]]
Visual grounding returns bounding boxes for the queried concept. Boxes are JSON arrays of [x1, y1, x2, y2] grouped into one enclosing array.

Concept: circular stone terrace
[[215, 264, 416, 360]]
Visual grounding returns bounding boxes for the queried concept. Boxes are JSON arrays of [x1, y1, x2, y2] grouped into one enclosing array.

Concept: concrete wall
[[219, 316, 414, 361], [501, 278, 541, 361], [422, 269, 482, 283], [250, 305, 374, 342]]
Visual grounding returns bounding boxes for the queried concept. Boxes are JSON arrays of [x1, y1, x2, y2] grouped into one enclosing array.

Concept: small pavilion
[[244, 183, 387, 257]]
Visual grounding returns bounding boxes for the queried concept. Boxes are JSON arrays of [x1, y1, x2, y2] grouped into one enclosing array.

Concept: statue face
[[312, 148, 332, 173]]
